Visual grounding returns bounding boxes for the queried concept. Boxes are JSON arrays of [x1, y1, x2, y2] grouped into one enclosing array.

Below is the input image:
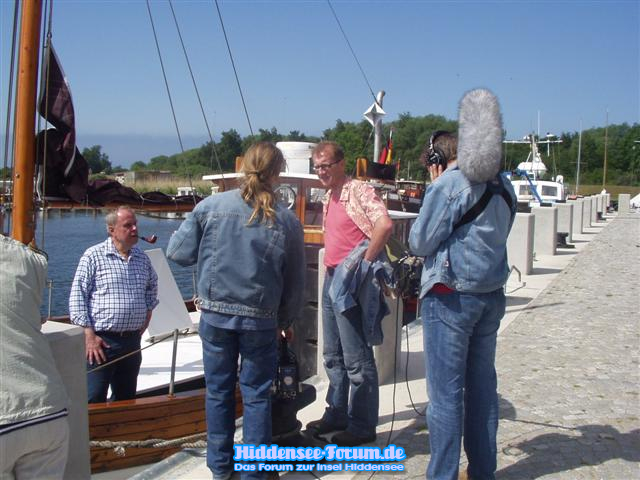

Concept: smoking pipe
[[138, 234, 158, 244]]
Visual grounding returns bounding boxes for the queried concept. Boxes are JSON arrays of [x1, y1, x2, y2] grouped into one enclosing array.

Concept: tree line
[[85, 115, 640, 186]]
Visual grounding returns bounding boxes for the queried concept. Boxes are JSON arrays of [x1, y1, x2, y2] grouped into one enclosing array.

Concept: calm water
[[7, 211, 196, 316]]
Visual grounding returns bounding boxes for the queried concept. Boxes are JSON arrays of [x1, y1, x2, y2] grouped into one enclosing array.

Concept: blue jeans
[[199, 321, 277, 480], [87, 332, 142, 403], [421, 289, 505, 480], [321, 272, 378, 437]]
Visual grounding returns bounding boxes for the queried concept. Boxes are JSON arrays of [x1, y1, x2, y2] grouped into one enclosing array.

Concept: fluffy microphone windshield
[[457, 88, 503, 183]]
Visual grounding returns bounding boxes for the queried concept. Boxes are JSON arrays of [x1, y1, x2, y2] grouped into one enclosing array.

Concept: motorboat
[[506, 134, 566, 206]]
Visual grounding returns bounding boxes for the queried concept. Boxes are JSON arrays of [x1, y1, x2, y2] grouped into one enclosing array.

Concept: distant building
[[115, 170, 173, 185], [0, 179, 12, 195], [176, 186, 196, 197]]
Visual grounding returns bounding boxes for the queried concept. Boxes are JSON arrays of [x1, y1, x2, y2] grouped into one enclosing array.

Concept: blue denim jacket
[[328, 240, 391, 346], [409, 168, 516, 297], [166, 190, 305, 329]]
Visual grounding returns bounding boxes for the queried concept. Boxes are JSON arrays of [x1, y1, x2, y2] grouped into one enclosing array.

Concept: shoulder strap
[[453, 185, 493, 231], [453, 177, 514, 231], [499, 187, 515, 213]]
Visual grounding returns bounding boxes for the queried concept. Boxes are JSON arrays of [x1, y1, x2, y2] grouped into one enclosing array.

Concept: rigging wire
[[167, 0, 225, 179], [1, 0, 20, 236], [144, 0, 195, 195], [213, 0, 254, 136], [327, 0, 390, 165], [326, 0, 378, 105], [145, 0, 185, 154], [405, 320, 426, 417], [38, 0, 55, 248]]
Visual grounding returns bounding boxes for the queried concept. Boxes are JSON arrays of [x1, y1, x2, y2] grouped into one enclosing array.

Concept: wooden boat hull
[[89, 385, 242, 473]]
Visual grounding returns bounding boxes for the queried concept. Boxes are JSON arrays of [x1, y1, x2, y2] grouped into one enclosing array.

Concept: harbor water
[[5, 210, 196, 317]]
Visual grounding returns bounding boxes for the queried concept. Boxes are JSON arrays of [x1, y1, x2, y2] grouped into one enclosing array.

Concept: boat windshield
[[540, 184, 560, 197]]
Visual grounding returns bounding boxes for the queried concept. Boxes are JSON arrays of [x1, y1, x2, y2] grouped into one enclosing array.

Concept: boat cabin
[[202, 171, 326, 245], [510, 175, 566, 206]]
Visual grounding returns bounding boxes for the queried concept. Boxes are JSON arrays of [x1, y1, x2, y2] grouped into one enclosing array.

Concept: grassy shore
[[128, 179, 213, 196], [574, 184, 640, 197]]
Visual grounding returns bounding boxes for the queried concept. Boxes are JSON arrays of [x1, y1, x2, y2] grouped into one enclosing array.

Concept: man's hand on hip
[[84, 328, 109, 365], [140, 310, 153, 335]]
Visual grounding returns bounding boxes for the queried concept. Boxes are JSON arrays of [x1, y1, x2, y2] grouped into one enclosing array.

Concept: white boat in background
[[505, 134, 566, 206]]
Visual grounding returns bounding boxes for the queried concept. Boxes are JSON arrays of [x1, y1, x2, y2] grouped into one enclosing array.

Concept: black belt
[[97, 330, 140, 337], [326, 266, 335, 276]]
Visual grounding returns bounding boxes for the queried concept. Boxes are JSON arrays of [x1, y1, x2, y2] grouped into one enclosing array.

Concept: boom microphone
[[457, 88, 503, 183]]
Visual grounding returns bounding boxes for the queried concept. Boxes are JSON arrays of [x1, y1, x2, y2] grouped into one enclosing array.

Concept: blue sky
[[1, 0, 638, 167]]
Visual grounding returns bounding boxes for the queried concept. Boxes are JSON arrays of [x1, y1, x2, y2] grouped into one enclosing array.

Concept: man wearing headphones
[[419, 130, 458, 180], [410, 90, 516, 480]]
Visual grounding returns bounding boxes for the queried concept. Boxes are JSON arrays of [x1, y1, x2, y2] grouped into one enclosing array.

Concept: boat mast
[[576, 121, 582, 195], [373, 91, 385, 164], [602, 109, 608, 189], [11, 0, 43, 245]]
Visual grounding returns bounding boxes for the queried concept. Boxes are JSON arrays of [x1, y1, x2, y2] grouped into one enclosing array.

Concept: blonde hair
[[240, 142, 285, 224]]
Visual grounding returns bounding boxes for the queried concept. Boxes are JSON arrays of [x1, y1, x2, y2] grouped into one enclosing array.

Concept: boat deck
[[136, 313, 203, 394]]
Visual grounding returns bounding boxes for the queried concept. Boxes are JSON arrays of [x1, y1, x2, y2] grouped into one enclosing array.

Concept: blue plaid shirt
[[69, 238, 159, 332]]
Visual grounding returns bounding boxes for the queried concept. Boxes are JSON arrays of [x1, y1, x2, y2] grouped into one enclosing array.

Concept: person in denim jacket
[[167, 142, 305, 480], [409, 89, 516, 480], [305, 141, 393, 447]]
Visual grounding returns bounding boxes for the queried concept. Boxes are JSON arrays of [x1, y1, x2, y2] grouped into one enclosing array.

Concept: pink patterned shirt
[[322, 177, 389, 243], [324, 194, 367, 267]]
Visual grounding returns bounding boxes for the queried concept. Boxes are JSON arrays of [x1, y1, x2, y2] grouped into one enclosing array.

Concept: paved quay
[[382, 212, 640, 480], [121, 210, 639, 480]]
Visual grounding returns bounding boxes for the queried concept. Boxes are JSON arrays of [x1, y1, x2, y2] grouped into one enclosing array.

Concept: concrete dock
[[102, 210, 639, 480]]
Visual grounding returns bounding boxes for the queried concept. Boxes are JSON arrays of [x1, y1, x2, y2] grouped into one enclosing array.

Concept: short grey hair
[[105, 205, 135, 231]]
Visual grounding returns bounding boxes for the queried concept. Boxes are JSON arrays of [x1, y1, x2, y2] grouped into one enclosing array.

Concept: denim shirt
[[409, 168, 516, 297], [328, 240, 391, 346], [167, 190, 305, 329]]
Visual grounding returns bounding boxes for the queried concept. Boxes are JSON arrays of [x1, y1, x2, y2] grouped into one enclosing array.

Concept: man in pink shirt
[[306, 141, 392, 446]]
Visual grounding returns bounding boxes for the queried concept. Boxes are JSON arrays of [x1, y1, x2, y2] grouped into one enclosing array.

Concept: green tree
[[130, 161, 146, 171], [147, 155, 174, 171], [242, 127, 283, 152], [283, 130, 320, 143], [214, 129, 243, 172], [105, 118, 640, 187], [82, 145, 112, 174], [389, 113, 456, 179]]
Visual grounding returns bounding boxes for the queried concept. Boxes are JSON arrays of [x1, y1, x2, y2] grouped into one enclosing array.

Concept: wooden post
[[11, 0, 43, 244], [356, 157, 368, 179]]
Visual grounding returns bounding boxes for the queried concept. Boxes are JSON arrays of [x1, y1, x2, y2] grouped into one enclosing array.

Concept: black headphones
[[427, 130, 449, 167]]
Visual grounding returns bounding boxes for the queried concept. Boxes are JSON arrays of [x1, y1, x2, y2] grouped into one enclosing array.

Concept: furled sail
[[36, 43, 88, 202]]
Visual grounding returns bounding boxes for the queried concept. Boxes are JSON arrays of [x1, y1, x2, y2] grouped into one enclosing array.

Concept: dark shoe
[[305, 418, 347, 436], [330, 430, 376, 446]]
